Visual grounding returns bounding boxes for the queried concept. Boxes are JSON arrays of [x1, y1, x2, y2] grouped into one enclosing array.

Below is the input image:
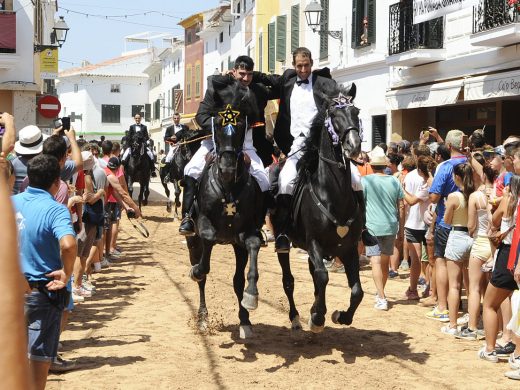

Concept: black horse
[[187, 84, 264, 339], [159, 131, 201, 217], [275, 84, 364, 333], [125, 136, 151, 210]]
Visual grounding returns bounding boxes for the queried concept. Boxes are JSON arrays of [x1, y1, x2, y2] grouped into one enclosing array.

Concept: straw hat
[[368, 146, 388, 166], [14, 125, 48, 155]]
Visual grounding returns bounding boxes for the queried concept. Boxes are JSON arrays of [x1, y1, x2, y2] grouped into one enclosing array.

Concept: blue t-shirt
[[12, 186, 75, 283], [362, 174, 404, 236], [429, 155, 467, 229], [504, 172, 514, 187]]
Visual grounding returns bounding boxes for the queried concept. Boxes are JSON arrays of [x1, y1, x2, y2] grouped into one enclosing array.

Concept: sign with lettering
[[386, 80, 463, 110], [413, 0, 478, 24], [465, 71, 520, 101], [40, 48, 58, 79]]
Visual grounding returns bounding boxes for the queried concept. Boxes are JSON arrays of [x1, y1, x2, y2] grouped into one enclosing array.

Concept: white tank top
[[475, 191, 489, 236], [500, 214, 516, 245]]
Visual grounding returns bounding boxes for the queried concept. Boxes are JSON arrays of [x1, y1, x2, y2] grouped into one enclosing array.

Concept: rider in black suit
[[254, 47, 372, 252], [162, 112, 190, 183], [122, 113, 156, 177]]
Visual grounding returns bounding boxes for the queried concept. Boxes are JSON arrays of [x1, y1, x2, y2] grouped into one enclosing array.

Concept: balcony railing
[[388, 1, 444, 56], [473, 0, 520, 33], [0, 11, 16, 53]]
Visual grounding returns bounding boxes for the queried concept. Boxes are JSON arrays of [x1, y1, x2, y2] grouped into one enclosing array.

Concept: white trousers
[[278, 136, 363, 195], [184, 138, 270, 192], [122, 147, 154, 161], [165, 145, 178, 163]]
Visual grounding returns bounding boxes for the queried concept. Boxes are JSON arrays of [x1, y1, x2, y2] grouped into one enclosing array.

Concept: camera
[[53, 117, 71, 132]]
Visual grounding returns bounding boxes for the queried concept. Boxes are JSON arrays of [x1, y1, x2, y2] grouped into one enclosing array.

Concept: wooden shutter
[[291, 5, 300, 53], [276, 15, 287, 62], [351, 0, 359, 48], [144, 104, 151, 122], [367, 0, 376, 44], [268, 22, 275, 73], [319, 0, 329, 61]]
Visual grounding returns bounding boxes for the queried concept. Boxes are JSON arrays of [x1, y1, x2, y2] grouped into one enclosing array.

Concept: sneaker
[[505, 369, 520, 380], [100, 257, 112, 268], [425, 307, 449, 322], [265, 231, 275, 243], [441, 325, 459, 336], [509, 353, 520, 370], [359, 254, 368, 262], [455, 327, 479, 340], [398, 261, 410, 271], [82, 279, 96, 292], [110, 250, 121, 259], [418, 276, 427, 286], [478, 346, 498, 363], [404, 288, 420, 301], [419, 295, 437, 307], [71, 292, 84, 303], [374, 297, 388, 311], [388, 269, 399, 279], [72, 286, 92, 298], [323, 258, 334, 268], [49, 355, 77, 373], [457, 313, 470, 326], [496, 342, 516, 358]]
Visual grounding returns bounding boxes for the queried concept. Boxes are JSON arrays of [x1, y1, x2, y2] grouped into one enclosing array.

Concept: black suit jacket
[[195, 74, 276, 166], [253, 68, 336, 155], [128, 123, 149, 142], [164, 124, 189, 143]]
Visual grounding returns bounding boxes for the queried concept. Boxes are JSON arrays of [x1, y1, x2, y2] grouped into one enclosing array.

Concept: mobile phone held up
[[53, 117, 70, 132], [461, 134, 469, 150]]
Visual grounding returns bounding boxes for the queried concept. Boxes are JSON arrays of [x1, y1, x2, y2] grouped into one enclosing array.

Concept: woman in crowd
[[479, 175, 519, 362], [442, 163, 475, 335]]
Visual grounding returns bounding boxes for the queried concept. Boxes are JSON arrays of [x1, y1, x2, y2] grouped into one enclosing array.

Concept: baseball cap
[[107, 157, 121, 169]]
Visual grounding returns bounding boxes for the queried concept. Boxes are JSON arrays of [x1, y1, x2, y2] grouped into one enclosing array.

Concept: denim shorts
[[444, 230, 473, 262], [434, 225, 451, 258], [25, 290, 63, 362], [366, 235, 396, 257]]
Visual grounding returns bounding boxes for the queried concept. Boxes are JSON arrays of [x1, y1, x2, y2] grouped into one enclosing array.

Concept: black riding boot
[[179, 176, 197, 236], [274, 194, 292, 253], [355, 190, 378, 246]]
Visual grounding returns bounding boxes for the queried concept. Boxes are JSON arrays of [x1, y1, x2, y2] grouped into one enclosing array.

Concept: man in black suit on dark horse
[[121, 113, 156, 177]]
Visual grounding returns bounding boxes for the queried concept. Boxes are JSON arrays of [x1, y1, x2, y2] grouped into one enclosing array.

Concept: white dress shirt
[[289, 78, 318, 139]]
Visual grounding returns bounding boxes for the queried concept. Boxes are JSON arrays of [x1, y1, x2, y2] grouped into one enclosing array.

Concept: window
[[276, 15, 287, 62], [101, 105, 120, 123], [186, 66, 192, 99], [371, 115, 387, 148], [219, 31, 224, 43], [268, 22, 275, 73], [153, 99, 160, 120], [195, 63, 201, 98], [352, 0, 376, 49], [132, 105, 144, 117], [291, 5, 300, 53], [236, 2, 240, 14], [319, 0, 329, 61], [74, 84, 78, 93], [110, 84, 120, 93], [187, 31, 192, 44], [228, 56, 232, 71], [144, 103, 151, 122], [258, 33, 263, 72]]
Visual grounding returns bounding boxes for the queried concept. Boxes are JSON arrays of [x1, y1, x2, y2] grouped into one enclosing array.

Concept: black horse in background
[[125, 135, 151, 210], [159, 131, 201, 217], [274, 84, 364, 333], [187, 83, 264, 339]]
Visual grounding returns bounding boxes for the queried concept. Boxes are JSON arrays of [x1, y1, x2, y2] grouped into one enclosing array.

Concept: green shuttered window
[[276, 15, 287, 62], [291, 5, 299, 53]]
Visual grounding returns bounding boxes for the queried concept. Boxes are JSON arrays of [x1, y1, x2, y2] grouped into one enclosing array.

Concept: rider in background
[[163, 112, 190, 183], [178, 55, 274, 236], [121, 114, 156, 177]]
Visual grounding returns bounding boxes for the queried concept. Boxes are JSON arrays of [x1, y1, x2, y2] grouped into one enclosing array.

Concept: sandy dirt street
[[47, 187, 517, 389]]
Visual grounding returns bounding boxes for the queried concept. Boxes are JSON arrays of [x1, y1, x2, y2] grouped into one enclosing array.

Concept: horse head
[[326, 83, 361, 160], [213, 83, 253, 185]]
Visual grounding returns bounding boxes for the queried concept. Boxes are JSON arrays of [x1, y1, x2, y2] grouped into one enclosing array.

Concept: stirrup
[[275, 234, 290, 253]]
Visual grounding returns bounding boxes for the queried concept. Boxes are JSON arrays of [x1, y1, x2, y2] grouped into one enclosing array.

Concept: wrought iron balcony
[[473, 0, 520, 33], [387, 1, 445, 66], [471, 0, 520, 46], [0, 11, 16, 53]]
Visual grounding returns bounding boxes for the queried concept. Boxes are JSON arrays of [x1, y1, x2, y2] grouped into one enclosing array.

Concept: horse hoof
[[291, 315, 302, 331], [189, 266, 204, 282], [166, 202, 172, 213], [239, 325, 253, 339], [197, 319, 208, 332], [331, 310, 340, 324], [241, 293, 258, 311], [308, 317, 325, 334]]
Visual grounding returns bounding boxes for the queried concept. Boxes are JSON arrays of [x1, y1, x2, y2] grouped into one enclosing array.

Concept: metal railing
[[388, 1, 444, 56], [473, 0, 520, 33]]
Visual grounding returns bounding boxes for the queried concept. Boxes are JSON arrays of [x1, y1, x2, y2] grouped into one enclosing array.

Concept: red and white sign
[[37, 95, 61, 118]]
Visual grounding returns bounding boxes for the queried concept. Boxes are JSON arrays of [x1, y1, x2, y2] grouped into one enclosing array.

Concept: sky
[[57, 0, 220, 70]]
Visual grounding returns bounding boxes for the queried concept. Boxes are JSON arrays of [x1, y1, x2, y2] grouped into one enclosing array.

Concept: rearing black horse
[[159, 131, 201, 216], [276, 84, 364, 333], [125, 136, 151, 210], [187, 83, 264, 339]]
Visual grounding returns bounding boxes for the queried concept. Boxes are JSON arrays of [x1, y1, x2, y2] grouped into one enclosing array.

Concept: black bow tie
[[296, 78, 309, 86]]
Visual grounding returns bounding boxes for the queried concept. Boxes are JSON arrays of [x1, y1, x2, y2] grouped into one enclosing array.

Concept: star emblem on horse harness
[[332, 92, 350, 108], [218, 104, 240, 126], [224, 202, 236, 216]]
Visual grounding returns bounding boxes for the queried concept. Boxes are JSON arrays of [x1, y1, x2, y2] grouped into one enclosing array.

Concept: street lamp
[[34, 16, 70, 52], [304, 0, 343, 44]]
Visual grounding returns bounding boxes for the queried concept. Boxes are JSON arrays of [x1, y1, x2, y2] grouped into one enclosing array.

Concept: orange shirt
[[357, 163, 373, 176]]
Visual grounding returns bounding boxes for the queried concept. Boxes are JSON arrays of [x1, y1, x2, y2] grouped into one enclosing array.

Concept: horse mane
[[296, 101, 329, 175]]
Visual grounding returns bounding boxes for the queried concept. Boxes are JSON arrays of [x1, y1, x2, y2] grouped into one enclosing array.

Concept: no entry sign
[[38, 95, 61, 118]]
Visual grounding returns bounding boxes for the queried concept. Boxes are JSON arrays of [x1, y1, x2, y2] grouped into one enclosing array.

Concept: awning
[[464, 70, 520, 101], [386, 80, 463, 110]]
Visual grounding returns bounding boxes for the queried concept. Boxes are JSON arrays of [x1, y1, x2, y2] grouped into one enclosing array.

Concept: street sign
[[37, 95, 61, 118]]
